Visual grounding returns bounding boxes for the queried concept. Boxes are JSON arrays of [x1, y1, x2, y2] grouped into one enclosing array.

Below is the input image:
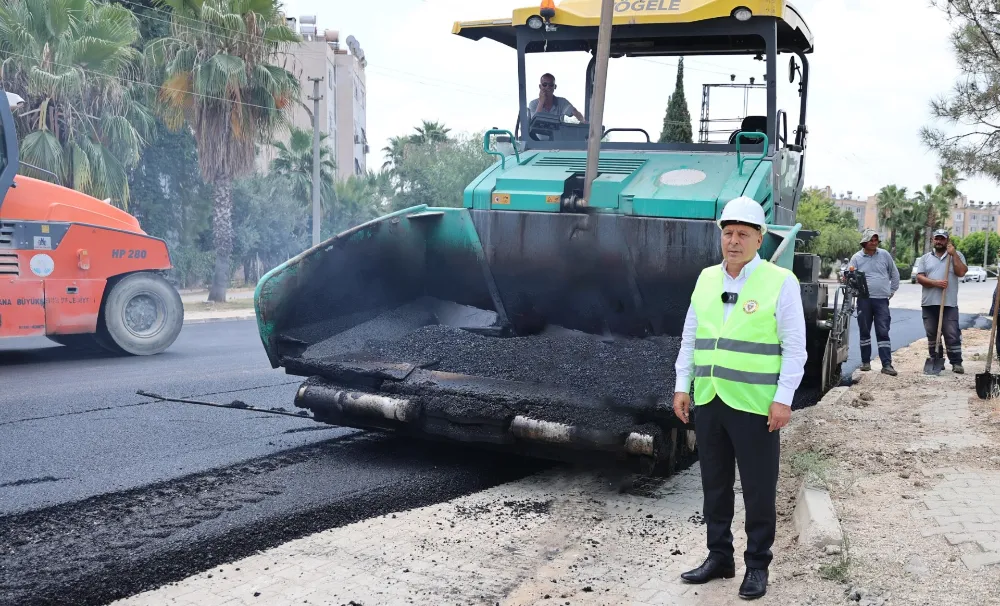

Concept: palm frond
[[20, 129, 67, 182]]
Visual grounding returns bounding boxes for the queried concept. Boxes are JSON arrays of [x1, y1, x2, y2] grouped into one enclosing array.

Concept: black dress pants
[[694, 397, 780, 570]]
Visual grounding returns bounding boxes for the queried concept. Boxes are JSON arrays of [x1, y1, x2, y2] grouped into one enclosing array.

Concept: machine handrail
[[736, 131, 768, 176], [484, 129, 521, 169], [602, 128, 650, 143], [769, 222, 802, 264]]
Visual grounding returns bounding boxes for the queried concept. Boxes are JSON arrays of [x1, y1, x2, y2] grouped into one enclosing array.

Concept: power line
[[119, 0, 765, 85]]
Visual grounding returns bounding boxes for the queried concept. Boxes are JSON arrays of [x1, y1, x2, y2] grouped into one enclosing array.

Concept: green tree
[[231, 173, 309, 285], [269, 125, 337, 214], [954, 231, 1000, 265], [796, 187, 862, 272], [875, 184, 908, 257], [0, 0, 155, 208], [147, 0, 301, 302], [658, 57, 693, 143], [391, 131, 494, 211], [922, 1, 1000, 185], [128, 119, 211, 287]]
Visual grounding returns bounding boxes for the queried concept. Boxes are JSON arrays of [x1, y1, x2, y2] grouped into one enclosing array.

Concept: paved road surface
[[827, 279, 997, 314], [0, 320, 543, 606], [0, 321, 344, 514]]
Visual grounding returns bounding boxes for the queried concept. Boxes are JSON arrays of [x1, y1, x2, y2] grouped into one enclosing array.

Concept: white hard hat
[[717, 196, 767, 234]]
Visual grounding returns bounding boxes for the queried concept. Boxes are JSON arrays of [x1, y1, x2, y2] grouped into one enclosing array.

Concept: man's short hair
[[540, 73, 555, 82], [720, 220, 762, 232]]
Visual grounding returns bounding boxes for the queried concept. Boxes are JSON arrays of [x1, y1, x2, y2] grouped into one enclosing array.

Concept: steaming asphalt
[[0, 308, 981, 605]]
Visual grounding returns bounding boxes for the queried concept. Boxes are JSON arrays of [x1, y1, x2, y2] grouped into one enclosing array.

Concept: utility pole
[[308, 76, 324, 247], [986, 215, 995, 269], [583, 0, 614, 205]]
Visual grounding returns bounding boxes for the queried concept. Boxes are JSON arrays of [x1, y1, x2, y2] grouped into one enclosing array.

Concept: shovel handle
[[935, 254, 951, 356], [988, 275, 1000, 373]]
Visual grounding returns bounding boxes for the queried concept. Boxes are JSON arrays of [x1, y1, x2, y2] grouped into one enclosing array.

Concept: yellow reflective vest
[[690, 261, 795, 416]]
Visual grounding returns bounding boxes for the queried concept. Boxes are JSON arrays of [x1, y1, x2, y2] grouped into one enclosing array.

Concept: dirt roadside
[[773, 325, 1000, 606]]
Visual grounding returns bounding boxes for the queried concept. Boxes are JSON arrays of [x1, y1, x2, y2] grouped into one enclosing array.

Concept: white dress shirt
[[673, 254, 807, 407]]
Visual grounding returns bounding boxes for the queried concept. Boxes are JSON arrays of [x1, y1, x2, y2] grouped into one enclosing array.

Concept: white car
[[963, 266, 988, 283]]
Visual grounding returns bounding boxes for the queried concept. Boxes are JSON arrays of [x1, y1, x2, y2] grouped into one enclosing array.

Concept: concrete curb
[[817, 385, 849, 407], [792, 477, 844, 550], [183, 314, 256, 325]]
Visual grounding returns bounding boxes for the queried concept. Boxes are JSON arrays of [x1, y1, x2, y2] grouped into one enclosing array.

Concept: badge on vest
[[743, 300, 759, 314]]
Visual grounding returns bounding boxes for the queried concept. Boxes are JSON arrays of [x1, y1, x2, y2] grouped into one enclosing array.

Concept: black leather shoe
[[739, 567, 768, 599], [680, 556, 736, 584]]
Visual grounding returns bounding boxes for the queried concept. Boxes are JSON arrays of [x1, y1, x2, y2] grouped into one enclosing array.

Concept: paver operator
[[915, 229, 968, 374], [527, 73, 586, 122], [672, 196, 807, 600], [848, 229, 900, 376]]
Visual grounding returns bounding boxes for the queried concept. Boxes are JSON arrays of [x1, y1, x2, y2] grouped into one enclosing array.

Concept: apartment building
[[820, 187, 888, 235], [819, 185, 1000, 242], [258, 16, 368, 180], [948, 196, 1000, 238]]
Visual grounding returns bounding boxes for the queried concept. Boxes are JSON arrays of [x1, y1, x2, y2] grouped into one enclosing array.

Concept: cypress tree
[[658, 58, 693, 143]]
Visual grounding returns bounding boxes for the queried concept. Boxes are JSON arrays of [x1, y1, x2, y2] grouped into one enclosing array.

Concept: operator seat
[[728, 115, 767, 144]]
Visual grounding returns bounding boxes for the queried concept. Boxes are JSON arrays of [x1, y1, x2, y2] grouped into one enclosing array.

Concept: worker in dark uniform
[[672, 196, 807, 600]]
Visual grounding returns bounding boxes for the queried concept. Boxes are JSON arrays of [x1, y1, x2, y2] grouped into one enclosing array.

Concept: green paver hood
[[483, 150, 769, 219]]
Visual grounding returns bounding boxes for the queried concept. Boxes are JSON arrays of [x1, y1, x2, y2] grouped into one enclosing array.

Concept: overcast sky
[[278, 0, 1000, 202]]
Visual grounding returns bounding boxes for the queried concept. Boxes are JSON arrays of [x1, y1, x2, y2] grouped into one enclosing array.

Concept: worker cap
[[932, 228, 949, 238], [717, 196, 767, 234], [860, 228, 880, 244], [5, 91, 24, 111]]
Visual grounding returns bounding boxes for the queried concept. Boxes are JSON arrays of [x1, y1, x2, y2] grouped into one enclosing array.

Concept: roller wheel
[[648, 428, 679, 478], [101, 273, 184, 355]]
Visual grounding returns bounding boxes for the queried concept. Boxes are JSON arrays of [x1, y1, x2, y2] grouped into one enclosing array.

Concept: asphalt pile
[[355, 324, 683, 409]]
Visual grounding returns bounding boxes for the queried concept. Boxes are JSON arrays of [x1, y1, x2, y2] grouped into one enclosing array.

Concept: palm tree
[[269, 126, 336, 212], [913, 183, 952, 254], [911, 167, 962, 254], [147, 0, 300, 302], [875, 185, 908, 257], [0, 0, 154, 208], [903, 195, 927, 259], [381, 135, 409, 171], [331, 172, 383, 234], [410, 120, 451, 145]]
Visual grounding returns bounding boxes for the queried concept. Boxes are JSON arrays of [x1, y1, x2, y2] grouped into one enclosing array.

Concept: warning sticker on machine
[[33, 236, 52, 250], [30, 254, 55, 277]]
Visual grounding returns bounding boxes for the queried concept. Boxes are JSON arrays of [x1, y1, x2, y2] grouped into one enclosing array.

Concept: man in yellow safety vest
[[672, 195, 807, 600]]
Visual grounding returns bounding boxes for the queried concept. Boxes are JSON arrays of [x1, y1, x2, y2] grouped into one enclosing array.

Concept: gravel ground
[[771, 326, 1000, 606]]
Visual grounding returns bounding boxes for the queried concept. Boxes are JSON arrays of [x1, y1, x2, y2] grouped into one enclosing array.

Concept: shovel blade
[[976, 372, 1000, 399], [924, 356, 945, 375]]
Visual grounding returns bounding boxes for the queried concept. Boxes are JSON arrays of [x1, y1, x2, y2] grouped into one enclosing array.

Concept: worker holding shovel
[[915, 229, 968, 374]]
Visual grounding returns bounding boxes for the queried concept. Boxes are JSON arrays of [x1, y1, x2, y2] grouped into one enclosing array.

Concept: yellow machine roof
[[453, 0, 813, 53]]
